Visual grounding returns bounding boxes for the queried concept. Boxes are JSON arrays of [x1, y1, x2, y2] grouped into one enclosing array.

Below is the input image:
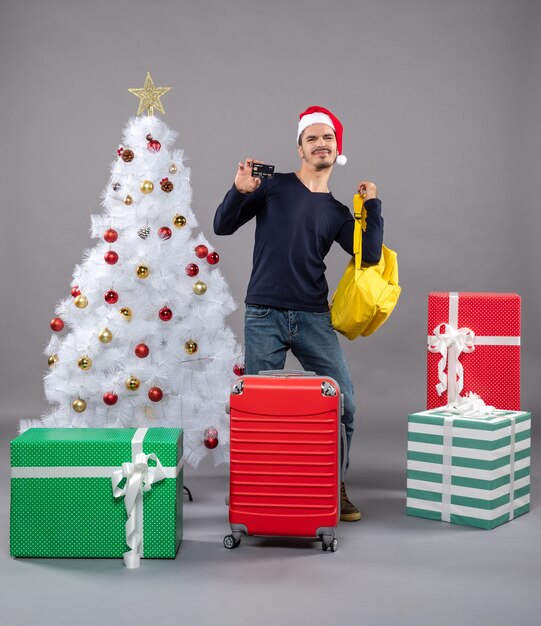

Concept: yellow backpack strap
[[353, 194, 366, 271]]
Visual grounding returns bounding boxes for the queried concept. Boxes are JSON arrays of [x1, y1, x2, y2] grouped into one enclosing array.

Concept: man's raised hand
[[235, 158, 262, 194], [357, 180, 377, 201]]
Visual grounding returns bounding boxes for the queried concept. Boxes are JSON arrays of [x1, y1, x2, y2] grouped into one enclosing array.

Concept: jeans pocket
[[312, 309, 333, 328], [245, 305, 272, 319]]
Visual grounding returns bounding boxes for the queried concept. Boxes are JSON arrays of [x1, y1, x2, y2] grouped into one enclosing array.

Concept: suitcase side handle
[[340, 423, 347, 481], [258, 369, 316, 377]]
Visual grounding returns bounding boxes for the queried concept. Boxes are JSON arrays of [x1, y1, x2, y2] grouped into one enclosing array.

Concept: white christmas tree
[[27, 73, 242, 467]]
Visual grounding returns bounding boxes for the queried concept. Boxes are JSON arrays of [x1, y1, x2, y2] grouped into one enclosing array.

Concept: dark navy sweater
[[214, 172, 384, 312]]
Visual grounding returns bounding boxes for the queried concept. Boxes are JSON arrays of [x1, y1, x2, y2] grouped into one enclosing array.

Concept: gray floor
[[1, 422, 539, 626]]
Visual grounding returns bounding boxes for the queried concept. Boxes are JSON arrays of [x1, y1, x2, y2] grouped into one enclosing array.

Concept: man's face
[[298, 123, 337, 170]]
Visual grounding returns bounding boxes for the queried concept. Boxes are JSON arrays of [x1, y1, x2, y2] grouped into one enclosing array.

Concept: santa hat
[[297, 105, 347, 166]]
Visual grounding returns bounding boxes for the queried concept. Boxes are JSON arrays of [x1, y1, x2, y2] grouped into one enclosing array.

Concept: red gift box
[[427, 292, 521, 410]]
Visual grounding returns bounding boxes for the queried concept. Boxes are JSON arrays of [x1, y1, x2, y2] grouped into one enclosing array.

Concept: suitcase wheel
[[223, 534, 241, 550], [321, 536, 338, 552]]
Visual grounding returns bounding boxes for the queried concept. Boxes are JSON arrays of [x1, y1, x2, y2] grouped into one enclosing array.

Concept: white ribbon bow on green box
[[111, 428, 183, 568]]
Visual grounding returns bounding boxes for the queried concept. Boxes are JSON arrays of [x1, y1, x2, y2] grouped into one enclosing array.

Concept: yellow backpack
[[331, 194, 401, 339]]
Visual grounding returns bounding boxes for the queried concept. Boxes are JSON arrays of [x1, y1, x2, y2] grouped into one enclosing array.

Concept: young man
[[214, 106, 384, 521]]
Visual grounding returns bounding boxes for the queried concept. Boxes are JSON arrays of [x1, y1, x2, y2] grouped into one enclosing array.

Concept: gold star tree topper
[[128, 72, 171, 116]]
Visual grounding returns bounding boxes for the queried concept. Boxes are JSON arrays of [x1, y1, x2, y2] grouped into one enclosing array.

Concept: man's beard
[[313, 156, 335, 171], [314, 162, 332, 171], [301, 149, 336, 170]]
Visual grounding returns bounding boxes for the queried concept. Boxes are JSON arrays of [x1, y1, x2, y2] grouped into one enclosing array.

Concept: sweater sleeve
[[335, 198, 384, 264], [213, 182, 268, 235]]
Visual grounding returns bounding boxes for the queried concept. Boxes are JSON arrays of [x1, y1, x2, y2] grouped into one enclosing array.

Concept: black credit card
[[251, 163, 275, 179]]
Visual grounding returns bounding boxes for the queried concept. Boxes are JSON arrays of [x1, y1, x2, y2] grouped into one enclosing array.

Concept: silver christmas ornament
[[138, 225, 151, 239]]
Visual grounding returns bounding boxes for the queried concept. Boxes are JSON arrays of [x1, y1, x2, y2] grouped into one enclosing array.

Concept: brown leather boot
[[340, 481, 361, 521]]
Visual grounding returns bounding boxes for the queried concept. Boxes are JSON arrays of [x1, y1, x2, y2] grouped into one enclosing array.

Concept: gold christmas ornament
[[72, 398, 87, 413], [126, 375, 141, 391], [136, 264, 150, 279], [173, 214, 186, 228], [98, 327, 113, 343], [120, 307, 133, 321], [193, 281, 207, 296], [128, 72, 171, 116], [140, 180, 154, 194], [78, 355, 93, 370], [124, 195, 134, 205], [169, 163, 178, 174], [74, 294, 88, 309], [48, 354, 59, 367], [184, 340, 198, 355]]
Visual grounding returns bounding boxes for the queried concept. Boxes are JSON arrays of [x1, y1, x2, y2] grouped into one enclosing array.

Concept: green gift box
[[407, 408, 531, 529], [10, 427, 183, 566]]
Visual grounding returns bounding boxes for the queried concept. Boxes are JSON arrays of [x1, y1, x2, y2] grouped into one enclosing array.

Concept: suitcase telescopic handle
[[258, 369, 317, 377]]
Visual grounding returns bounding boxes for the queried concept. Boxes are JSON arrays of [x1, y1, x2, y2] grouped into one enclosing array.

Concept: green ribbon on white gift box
[[11, 427, 183, 568], [427, 292, 521, 402]]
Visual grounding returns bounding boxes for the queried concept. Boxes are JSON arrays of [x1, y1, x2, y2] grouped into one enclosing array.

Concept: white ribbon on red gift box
[[427, 292, 521, 403], [428, 322, 475, 400]]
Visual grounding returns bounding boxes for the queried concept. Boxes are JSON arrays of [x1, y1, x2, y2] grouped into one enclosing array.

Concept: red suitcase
[[224, 371, 344, 552]]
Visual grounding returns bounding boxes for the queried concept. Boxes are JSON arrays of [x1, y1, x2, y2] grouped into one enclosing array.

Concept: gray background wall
[[1, 0, 539, 447], [1, 3, 540, 625]]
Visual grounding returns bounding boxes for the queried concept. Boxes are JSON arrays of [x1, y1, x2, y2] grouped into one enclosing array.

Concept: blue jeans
[[244, 305, 356, 472]]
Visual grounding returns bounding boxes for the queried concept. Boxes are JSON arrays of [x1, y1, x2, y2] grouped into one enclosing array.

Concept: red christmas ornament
[[104, 228, 118, 243], [147, 139, 161, 153], [204, 427, 219, 449], [185, 263, 199, 277], [159, 307, 173, 321], [158, 226, 172, 240], [135, 343, 150, 358], [148, 386, 163, 402], [104, 250, 119, 265], [195, 244, 209, 258], [104, 289, 119, 304], [50, 317, 64, 332], [116, 146, 124, 156], [103, 392, 118, 406], [233, 363, 245, 376], [71, 285, 81, 297], [206, 251, 220, 265]]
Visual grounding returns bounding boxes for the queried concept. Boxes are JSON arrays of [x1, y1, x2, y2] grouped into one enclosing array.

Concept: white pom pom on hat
[[297, 106, 347, 166]]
